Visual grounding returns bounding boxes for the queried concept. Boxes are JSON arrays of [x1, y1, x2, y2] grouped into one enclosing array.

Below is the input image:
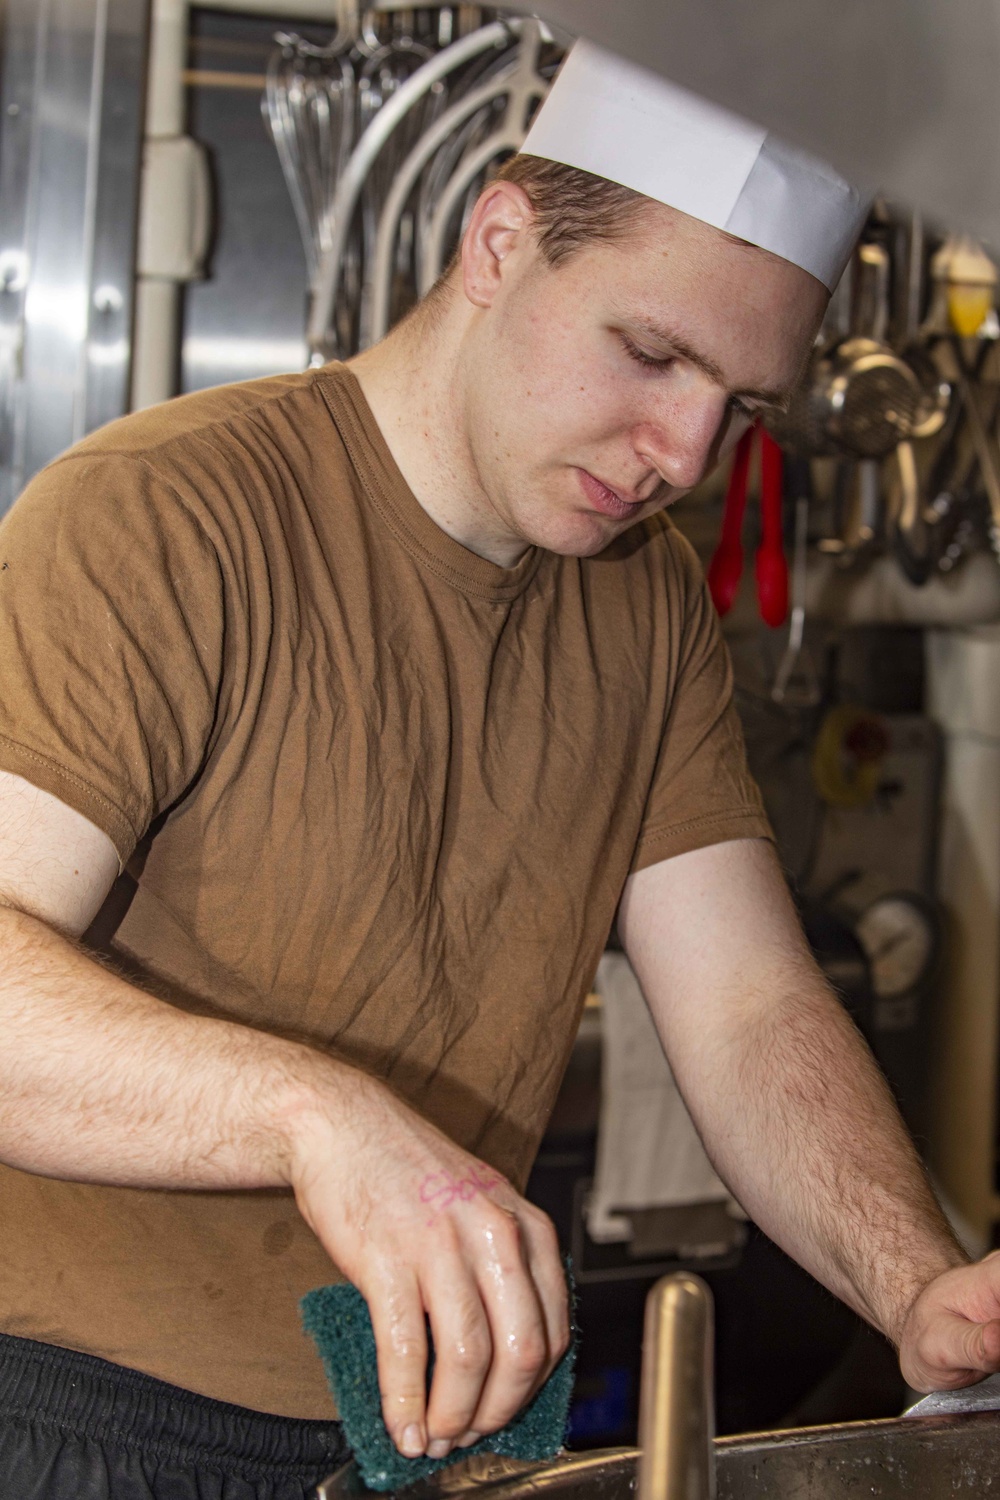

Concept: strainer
[[766, 336, 921, 459]]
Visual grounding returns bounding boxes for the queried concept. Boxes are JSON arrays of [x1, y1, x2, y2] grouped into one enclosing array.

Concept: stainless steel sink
[[716, 1409, 1000, 1497], [318, 1277, 1000, 1500], [320, 1407, 1000, 1500]]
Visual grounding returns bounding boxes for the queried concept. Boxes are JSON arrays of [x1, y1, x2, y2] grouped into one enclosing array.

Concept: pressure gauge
[[855, 892, 940, 998]]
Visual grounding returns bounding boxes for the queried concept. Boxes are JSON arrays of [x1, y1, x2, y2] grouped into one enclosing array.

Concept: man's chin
[[524, 508, 642, 558]]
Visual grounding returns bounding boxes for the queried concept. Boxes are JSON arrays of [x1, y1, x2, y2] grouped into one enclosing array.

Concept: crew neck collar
[[318, 364, 543, 604]]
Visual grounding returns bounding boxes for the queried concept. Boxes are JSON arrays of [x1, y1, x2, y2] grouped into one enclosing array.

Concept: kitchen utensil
[[830, 338, 921, 459], [892, 213, 951, 442], [841, 456, 882, 556], [707, 427, 788, 626], [905, 1372, 1000, 1416], [914, 340, 995, 573], [756, 430, 789, 626], [772, 458, 821, 707], [264, 12, 564, 362], [889, 439, 932, 584], [357, 27, 435, 242], [766, 337, 921, 461], [353, 22, 438, 340], [943, 336, 1000, 563], [410, 18, 551, 301], [852, 240, 892, 344], [305, 17, 552, 361], [767, 240, 922, 462], [901, 344, 951, 440], [264, 24, 358, 293], [924, 235, 999, 338], [900, 212, 925, 346], [706, 428, 753, 617], [956, 382, 1000, 560]]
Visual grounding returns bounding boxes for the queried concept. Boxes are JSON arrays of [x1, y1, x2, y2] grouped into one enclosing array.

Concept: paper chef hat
[[519, 39, 872, 292]]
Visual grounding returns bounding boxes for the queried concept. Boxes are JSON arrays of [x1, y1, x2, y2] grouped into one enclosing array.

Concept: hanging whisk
[[263, 24, 358, 292]]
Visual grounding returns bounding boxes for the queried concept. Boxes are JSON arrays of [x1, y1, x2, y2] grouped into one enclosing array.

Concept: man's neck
[[347, 310, 530, 569]]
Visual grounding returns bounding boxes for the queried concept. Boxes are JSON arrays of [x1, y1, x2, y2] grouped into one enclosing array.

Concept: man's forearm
[[708, 977, 967, 1344], [0, 903, 341, 1189], [619, 840, 967, 1352], [0, 900, 573, 1455]]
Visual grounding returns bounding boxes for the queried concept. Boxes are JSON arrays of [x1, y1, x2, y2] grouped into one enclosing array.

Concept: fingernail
[[400, 1424, 425, 1457], [457, 1431, 481, 1449], [427, 1439, 451, 1459]]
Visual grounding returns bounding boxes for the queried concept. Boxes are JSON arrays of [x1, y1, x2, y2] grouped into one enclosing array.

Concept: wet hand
[[282, 1067, 570, 1460]]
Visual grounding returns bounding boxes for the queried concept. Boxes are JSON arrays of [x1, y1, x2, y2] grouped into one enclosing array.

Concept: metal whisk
[[263, 27, 357, 292]]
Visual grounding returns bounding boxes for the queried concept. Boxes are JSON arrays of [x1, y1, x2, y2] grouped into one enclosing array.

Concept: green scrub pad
[[301, 1266, 577, 1492]]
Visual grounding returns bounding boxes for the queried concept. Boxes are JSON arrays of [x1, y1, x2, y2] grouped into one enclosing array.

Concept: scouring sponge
[[301, 1268, 576, 1492]]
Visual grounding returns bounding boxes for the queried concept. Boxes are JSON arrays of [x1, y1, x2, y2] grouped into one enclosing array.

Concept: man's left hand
[[901, 1252, 1000, 1393]]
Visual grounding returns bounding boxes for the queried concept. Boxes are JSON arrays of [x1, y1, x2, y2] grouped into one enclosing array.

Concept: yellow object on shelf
[[929, 234, 998, 338], [811, 704, 889, 808], [948, 283, 995, 338]]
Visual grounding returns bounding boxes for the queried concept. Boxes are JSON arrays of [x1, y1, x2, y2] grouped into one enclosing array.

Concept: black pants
[[0, 1333, 349, 1500]]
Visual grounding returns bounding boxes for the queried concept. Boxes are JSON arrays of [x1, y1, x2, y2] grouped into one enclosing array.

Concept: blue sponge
[[301, 1269, 576, 1492]]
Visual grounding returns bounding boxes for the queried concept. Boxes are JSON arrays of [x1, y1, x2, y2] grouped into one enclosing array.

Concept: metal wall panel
[[0, 0, 149, 513], [538, 0, 1000, 249], [181, 9, 309, 394]]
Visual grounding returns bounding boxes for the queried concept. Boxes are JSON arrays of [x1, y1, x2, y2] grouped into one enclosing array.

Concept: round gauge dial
[[855, 893, 939, 998]]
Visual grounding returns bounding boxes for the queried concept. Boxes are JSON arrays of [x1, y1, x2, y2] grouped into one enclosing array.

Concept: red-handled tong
[[707, 427, 753, 616], [707, 425, 788, 627], [756, 429, 789, 626]]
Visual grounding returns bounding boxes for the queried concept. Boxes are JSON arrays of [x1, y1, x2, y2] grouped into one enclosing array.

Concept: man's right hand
[[0, 771, 568, 1460], [280, 1068, 570, 1460]]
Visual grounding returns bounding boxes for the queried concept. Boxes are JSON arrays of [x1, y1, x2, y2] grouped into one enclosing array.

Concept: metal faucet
[[637, 1273, 716, 1500]]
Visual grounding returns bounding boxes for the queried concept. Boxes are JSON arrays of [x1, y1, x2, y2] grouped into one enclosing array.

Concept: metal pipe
[[637, 1273, 716, 1500], [131, 0, 188, 410]]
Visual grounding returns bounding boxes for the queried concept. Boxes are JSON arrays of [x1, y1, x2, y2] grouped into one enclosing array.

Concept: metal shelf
[[191, 0, 496, 16]]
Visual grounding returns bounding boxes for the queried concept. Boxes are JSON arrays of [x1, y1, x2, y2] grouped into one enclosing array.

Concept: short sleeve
[[630, 533, 773, 873], [0, 453, 225, 865]]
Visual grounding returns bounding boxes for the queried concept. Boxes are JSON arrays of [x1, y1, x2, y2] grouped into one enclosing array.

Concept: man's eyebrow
[[627, 317, 792, 406]]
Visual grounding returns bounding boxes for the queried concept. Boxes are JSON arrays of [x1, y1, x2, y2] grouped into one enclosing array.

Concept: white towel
[[587, 951, 737, 1244]]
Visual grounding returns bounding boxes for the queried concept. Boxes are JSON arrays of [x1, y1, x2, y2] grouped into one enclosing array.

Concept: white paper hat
[[519, 39, 871, 291]]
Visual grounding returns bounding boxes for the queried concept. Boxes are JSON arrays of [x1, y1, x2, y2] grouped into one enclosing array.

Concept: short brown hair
[[422, 155, 648, 309], [493, 154, 649, 266]]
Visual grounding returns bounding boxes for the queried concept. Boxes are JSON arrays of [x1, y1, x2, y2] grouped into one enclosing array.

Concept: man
[[0, 35, 998, 1500]]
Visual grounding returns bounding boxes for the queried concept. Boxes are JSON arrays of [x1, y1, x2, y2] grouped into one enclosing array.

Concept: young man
[[0, 36, 998, 1500]]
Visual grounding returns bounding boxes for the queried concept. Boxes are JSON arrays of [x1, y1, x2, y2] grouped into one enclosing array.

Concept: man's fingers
[[423, 1260, 493, 1451], [468, 1213, 550, 1436], [908, 1313, 1000, 1391], [982, 1318, 1000, 1368], [519, 1204, 571, 1384], [367, 1271, 430, 1458], [947, 1316, 1000, 1377], [961, 1317, 1000, 1374]]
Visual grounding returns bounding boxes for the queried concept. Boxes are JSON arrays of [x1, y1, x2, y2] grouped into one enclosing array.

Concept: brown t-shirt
[[0, 365, 770, 1417]]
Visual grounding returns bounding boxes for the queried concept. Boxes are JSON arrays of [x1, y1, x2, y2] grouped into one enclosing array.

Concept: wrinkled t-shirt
[[0, 365, 770, 1416]]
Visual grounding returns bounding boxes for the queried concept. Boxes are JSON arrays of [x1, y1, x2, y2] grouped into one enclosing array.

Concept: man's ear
[[460, 180, 535, 310]]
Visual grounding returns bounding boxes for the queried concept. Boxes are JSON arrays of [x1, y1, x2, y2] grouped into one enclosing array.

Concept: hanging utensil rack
[[258, 4, 565, 362]]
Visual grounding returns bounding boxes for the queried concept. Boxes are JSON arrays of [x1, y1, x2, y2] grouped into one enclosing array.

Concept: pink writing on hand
[[419, 1164, 504, 1223]]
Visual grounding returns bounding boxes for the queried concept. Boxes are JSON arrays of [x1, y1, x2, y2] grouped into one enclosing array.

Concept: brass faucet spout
[[637, 1273, 716, 1500]]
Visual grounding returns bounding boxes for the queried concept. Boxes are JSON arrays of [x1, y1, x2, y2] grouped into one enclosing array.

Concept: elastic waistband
[[0, 1333, 347, 1481]]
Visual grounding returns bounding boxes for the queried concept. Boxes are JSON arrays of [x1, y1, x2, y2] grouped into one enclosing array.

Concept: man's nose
[[631, 391, 732, 492]]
